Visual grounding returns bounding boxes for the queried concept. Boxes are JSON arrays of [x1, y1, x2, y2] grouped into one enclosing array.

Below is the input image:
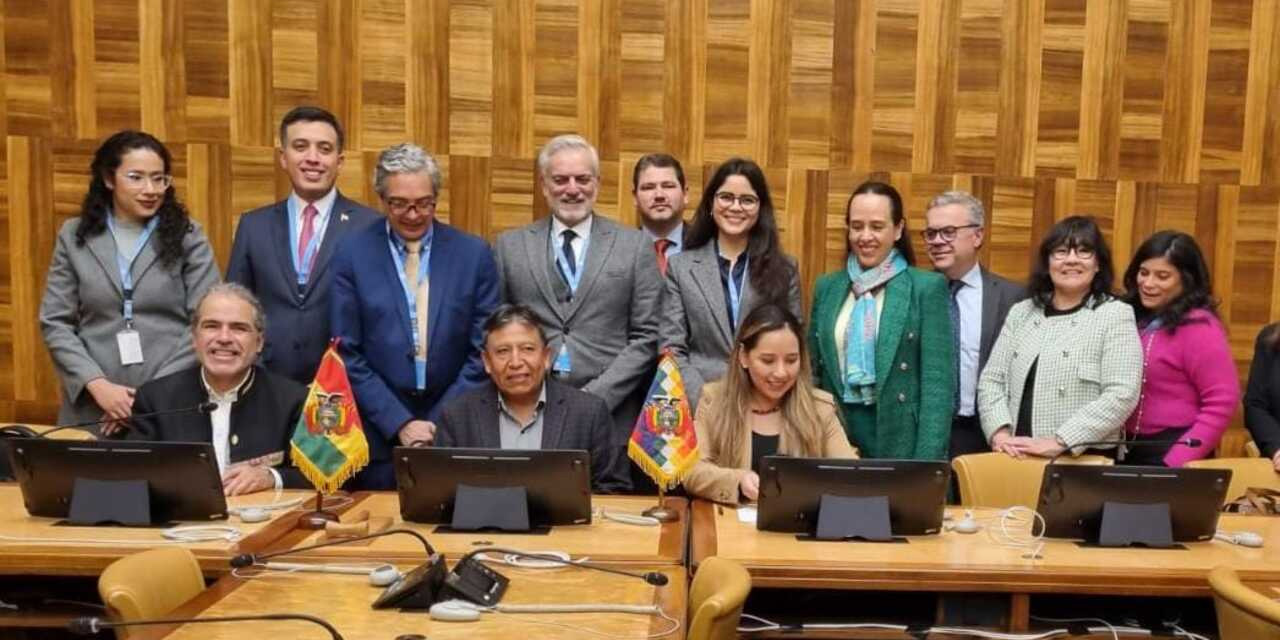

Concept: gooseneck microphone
[[230, 528, 437, 568], [461, 547, 669, 586], [67, 613, 343, 639], [1046, 437, 1201, 466], [40, 401, 219, 439]]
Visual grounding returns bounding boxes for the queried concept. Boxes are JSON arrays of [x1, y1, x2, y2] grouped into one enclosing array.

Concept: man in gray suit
[[632, 153, 689, 276], [227, 106, 379, 385], [923, 190, 1026, 459], [434, 304, 627, 493], [492, 134, 661, 485]]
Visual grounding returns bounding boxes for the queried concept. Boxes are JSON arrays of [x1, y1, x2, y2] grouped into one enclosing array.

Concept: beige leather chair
[[689, 556, 751, 640], [1186, 457, 1280, 503], [1248, 440, 1263, 458], [952, 452, 1113, 510], [1209, 565, 1280, 639], [98, 547, 205, 639]]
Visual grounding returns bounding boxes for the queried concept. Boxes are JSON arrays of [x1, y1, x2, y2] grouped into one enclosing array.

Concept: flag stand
[[642, 486, 679, 522], [297, 489, 340, 529]]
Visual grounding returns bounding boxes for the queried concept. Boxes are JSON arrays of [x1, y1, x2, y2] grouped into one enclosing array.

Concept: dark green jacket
[[808, 266, 954, 459]]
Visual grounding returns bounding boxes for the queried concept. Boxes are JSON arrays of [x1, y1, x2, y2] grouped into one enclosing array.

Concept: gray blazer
[[39, 217, 220, 425], [978, 268, 1027, 373], [659, 242, 802, 409], [492, 214, 661, 443]]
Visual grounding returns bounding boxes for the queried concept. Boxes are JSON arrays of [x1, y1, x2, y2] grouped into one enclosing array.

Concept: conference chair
[[689, 557, 751, 640], [1208, 565, 1280, 639], [1248, 440, 1262, 458], [1186, 457, 1280, 503], [98, 547, 205, 640], [952, 452, 1112, 510]]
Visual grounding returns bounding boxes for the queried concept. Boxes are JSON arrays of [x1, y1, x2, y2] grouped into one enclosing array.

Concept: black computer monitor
[[393, 447, 592, 532], [756, 457, 950, 538], [2, 438, 228, 524], [1036, 464, 1231, 546]]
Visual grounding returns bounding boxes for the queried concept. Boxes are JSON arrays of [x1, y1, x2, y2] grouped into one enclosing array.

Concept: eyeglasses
[[386, 198, 437, 215], [921, 224, 980, 243], [119, 172, 173, 190], [1050, 245, 1096, 261], [714, 192, 760, 209]]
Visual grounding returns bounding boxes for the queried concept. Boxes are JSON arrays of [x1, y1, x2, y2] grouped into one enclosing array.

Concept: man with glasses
[[330, 143, 499, 489], [492, 135, 662, 491], [227, 106, 379, 385], [922, 191, 1025, 460]]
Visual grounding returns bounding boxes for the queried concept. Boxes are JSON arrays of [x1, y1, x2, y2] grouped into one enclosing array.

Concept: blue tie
[[561, 229, 577, 276], [949, 279, 963, 413]]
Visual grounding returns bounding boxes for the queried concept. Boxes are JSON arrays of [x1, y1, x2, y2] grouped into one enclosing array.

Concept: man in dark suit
[[129, 283, 308, 495], [923, 190, 1027, 460], [435, 304, 627, 493], [492, 135, 661, 487], [331, 143, 500, 489], [227, 106, 379, 385], [632, 153, 689, 276]]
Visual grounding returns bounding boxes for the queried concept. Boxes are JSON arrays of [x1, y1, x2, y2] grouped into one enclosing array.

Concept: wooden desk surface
[[0, 485, 315, 575], [692, 501, 1280, 596], [262, 492, 689, 565], [136, 564, 687, 640]]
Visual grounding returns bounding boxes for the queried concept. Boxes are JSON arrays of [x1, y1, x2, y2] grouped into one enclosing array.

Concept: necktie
[[298, 204, 318, 280], [655, 238, 672, 277], [948, 279, 964, 413], [561, 229, 577, 276], [405, 240, 428, 361]]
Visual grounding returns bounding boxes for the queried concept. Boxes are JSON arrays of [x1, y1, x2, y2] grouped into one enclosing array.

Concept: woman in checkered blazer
[[977, 216, 1142, 458]]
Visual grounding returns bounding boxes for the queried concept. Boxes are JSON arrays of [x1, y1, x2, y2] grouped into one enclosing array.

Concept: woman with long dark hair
[[661, 158, 801, 409], [40, 130, 219, 431], [978, 216, 1141, 458], [1120, 231, 1238, 466], [809, 181, 953, 459], [685, 304, 857, 503]]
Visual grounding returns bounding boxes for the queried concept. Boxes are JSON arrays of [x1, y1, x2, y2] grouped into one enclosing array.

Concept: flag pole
[[642, 485, 679, 522], [298, 489, 340, 529]]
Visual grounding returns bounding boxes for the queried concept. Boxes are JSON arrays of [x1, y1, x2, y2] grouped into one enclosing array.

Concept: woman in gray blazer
[[660, 158, 801, 410], [977, 216, 1142, 458], [40, 130, 219, 430]]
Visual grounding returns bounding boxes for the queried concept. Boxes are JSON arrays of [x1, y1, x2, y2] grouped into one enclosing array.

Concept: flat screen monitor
[[393, 447, 592, 530], [2, 438, 227, 523], [756, 457, 950, 536], [1036, 464, 1230, 543]]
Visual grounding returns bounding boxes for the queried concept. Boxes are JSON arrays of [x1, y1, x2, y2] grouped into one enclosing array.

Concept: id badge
[[553, 343, 571, 373], [117, 329, 144, 365]]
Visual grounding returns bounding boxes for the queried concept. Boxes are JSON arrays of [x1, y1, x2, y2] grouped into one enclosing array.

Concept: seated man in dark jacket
[[128, 283, 308, 495], [435, 304, 629, 493]]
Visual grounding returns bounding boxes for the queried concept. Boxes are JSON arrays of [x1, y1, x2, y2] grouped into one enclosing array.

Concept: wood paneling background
[[2, 1, 1279, 449]]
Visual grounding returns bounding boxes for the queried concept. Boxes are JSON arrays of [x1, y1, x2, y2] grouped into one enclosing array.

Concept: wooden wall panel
[[2, 0, 1279, 453]]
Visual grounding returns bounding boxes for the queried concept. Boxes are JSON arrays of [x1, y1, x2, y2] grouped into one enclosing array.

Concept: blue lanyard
[[106, 213, 159, 328], [726, 255, 748, 328], [552, 228, 590, 294], [287, 197, 328, 285], [386, 221, 433, 389]]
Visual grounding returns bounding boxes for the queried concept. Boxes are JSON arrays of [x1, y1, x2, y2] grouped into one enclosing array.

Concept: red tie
[[298, 204, 318, 279], [655, 238, 671, 277]]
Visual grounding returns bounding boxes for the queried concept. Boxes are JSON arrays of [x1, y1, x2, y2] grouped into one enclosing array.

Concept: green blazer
[[808, 266, 955, 460]]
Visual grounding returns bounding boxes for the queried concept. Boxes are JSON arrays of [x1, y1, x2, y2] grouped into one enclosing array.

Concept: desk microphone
[[37, 401, 219, 439], [67, 613, 343, 639], [1046, 437, 1200, 466]]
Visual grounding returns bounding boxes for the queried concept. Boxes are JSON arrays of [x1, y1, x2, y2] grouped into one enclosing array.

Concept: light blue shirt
[[642, 221, 683, 258], [954, 263, 983, 416]]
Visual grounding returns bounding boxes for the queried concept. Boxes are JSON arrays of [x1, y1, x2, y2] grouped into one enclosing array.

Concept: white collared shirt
[[642, 221, 684, 258], [954, 263, 984, 416], [200, 368, 282, 490], [289, 187, 338, 252], [549, 214, 593, 270]]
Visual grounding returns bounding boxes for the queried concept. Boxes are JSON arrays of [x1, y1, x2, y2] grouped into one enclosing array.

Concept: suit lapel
[[424, 224, 450, 357], [690, 246, 734, 345], [523, 218, 566, 322], [539, 381, 565, 449], [564, 215, 612, 322], [815, 273, 849, 395], [129, 231, 161, 287], [86, 228, 125, 299], [979, 268, 999, 362], [269, 201, 300, 290], [477, 388, 503, 449], [378, 223, 416, 347], [874, 272, 911, 395], [304, 194, 359, 295]]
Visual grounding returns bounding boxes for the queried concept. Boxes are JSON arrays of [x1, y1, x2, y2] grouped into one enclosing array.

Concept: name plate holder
[[1088, 501, 1183, 549], [802, 494, 904, 543], [66, 477, 153, 526]]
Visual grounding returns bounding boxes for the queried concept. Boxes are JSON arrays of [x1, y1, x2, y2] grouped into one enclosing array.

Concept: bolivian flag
[[628, 351, 699, 491], [290, 340, 369, 493]]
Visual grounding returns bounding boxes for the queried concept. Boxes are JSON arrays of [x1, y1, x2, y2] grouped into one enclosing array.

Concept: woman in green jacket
[[809, 181, 955, 459]]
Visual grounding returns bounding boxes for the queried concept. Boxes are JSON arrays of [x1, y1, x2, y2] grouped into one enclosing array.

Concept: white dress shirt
[[954, 263, 984, 416], [549, 214, 594, 271], [200, 368, 283, 490], [288, 187, 338, 253]]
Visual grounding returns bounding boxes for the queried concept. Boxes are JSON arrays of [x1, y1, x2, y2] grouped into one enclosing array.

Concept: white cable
[[471, 550, 589, 569], [598, 508, 661, 527], [979, 506, 1046, 560], [160, 525, 243, 543], [1169, 623, 1210, 640], [0, 524, 243, 546], [1029, 614, 1123, 640]]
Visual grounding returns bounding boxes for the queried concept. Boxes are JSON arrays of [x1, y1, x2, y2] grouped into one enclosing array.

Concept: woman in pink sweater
[[1121, 231, 1240, 467]]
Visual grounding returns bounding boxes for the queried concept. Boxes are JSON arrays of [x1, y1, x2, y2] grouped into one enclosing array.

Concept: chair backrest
[[1247, 441, 1262, 459], [689, 557, 751, 640], [98, 547, 205, 640], [1186, 457, 1280, 503], [1208, 565, 1280, 639], [952, 452, 1113, 510]]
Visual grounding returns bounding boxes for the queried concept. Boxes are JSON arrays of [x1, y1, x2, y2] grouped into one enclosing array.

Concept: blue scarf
[[842, 249, 908, 404]]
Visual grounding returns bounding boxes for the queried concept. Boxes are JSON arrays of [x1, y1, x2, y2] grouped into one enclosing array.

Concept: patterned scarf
[[842, 249, 909, 404]]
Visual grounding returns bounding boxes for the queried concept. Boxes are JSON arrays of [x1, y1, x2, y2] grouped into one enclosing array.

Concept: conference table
[[692, 500, 1280, 635]]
